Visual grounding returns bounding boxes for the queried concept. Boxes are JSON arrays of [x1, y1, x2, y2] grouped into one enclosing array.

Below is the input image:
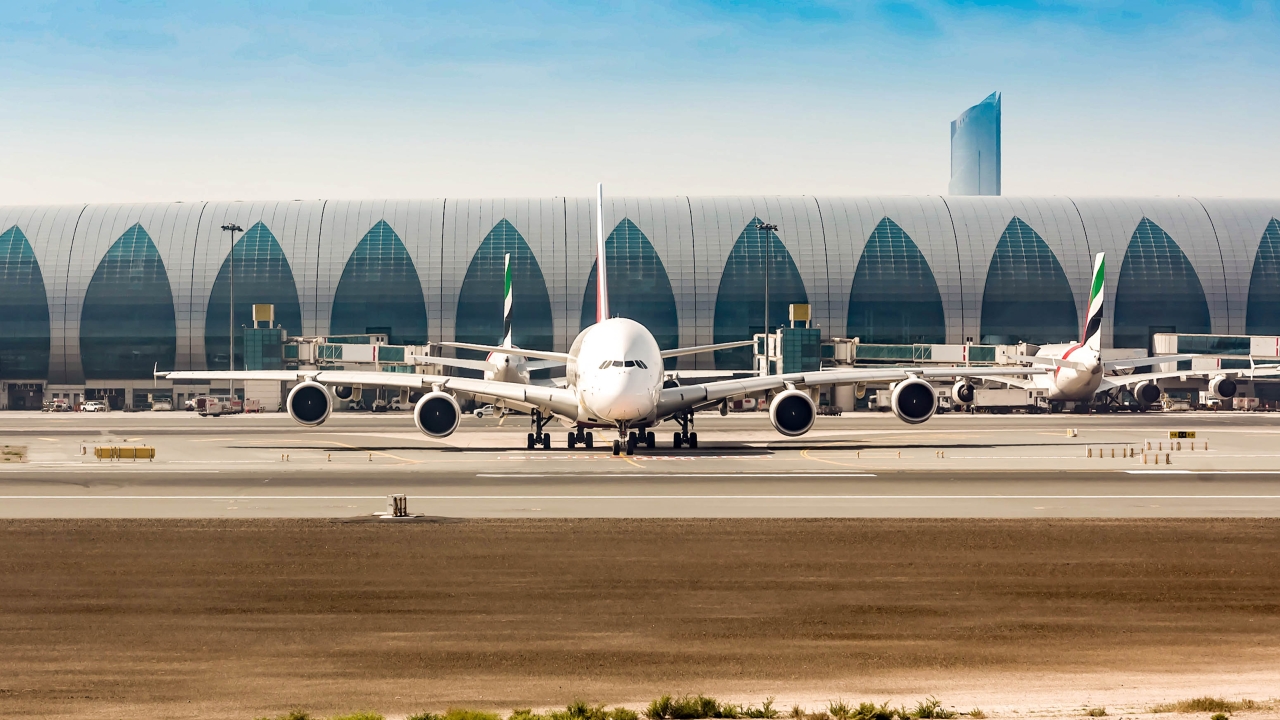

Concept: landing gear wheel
[[688, 431, 698, 449], [673, 432, 683, 449], [646, 431, 656, 448], [625, 437, 636, 455], [527, 433, 536, 450], [541, 433, 551, 449], [612, 439, 621, 456], [585, 432, 594, 449], [567, 432, 577, 449]]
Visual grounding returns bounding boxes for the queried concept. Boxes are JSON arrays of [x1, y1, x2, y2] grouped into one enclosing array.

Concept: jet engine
[[333, 385, 353, 400], [414, 391, 461, 438], [891, 378, 937, 425], [1209, 375, 1237, 400], [287, 381, 332, 427], [1133, 381, 1161, 406], [952, 379, 975, 405], [769, 389, 816, 437]]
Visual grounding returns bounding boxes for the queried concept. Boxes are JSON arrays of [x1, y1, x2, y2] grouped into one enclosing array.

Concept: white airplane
[[409, 253, 562, 387], [159, 184, 1041, 455], [991, 252, 1252, 409]]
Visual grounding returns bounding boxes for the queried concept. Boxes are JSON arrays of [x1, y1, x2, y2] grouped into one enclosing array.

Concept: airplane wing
[[1102, 354, 1195, 371], [655, 366, 1045, 417], [659, 340, 756, 359], [439, 341, 570, 364], [525, 359, 568, 370], [1010, 354, 1089, 372], [1099, 366, 1280, 392]]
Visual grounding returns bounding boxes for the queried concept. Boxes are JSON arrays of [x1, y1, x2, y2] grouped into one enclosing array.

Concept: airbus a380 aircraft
[[159, 184, 1040, 455], [987, 252, 1251, 408]]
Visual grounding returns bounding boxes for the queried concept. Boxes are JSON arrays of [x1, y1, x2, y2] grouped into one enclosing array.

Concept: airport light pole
[[221, 224, 243, 381], [756, 222, 778, 375]]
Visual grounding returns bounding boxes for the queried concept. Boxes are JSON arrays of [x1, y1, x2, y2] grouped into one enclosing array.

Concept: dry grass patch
[[1150, 698, 1261, 714]]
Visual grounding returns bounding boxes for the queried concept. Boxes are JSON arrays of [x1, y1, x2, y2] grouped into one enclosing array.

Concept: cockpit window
[[635, 359, 648, 369], [612, 360, 624, 367], [599, 360, 611, 369], [624, 360, 636, 367]]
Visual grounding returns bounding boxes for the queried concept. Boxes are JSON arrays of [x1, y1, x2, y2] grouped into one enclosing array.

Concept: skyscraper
[[950, 91, 1001, 196]]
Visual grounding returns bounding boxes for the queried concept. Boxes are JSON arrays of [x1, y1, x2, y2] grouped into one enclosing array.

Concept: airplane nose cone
[[586, 371, 655, 420]]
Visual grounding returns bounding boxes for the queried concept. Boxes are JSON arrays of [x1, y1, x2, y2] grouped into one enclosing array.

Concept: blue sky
[[0, 1, 1276, 201]]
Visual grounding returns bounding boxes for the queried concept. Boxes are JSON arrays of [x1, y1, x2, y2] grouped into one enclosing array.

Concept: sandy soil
[[1, 518, 1277, 719]]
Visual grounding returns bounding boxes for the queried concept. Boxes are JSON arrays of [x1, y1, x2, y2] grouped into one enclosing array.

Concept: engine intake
[[1134, 381, 1161, 406], [892, 378, 937, 424], [414, 391, 461, 438], [952, 379, 975, 405], [769, 389, 816, 437], [1209, 375, 1237, 400], [287, 381, 332, 426]]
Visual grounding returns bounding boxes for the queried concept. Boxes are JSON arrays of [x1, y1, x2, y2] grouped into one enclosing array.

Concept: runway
[[3, 409, 1280, 517]]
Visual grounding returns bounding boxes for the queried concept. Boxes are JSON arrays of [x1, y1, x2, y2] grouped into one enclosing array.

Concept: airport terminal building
[[2, 195, 1279, 408]]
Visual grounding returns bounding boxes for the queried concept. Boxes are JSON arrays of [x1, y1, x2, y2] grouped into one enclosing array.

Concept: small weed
[[443, 710, 505, 720], [911, 698, 956, 720], [410, 714, 444, 720], [790, 706, 805, 720], [964, 711, 986, 719], [255, 711, 314, 720], [1211, 714, 1228, 720], [329, 714, 384, 720], [1085, 708, 1107, 717], [646, 695, 725, 720], [744, 699, 778, 719], [1150, 698, 1258, 714], [828, 701, 853, 720], [852, 702, 897, 720]]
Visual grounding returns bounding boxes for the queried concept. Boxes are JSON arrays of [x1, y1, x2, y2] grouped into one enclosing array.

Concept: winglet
[[1083, 252, 1105, 352], [595, 182, 610, 323]]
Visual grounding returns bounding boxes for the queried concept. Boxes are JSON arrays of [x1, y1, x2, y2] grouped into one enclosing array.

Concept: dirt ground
[[1, 518, 1278, 720]]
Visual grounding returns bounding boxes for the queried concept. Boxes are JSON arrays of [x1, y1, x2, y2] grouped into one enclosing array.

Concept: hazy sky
[[1, 1, 1277, 202]]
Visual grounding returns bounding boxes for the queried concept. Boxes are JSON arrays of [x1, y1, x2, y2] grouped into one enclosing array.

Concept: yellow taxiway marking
[[38, 437, 59, 442], [623, 457, 646, 469], [303, 439, 423, 465], [800, 448, 864, 468]]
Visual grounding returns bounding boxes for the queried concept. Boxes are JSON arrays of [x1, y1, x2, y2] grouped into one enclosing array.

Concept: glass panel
[[713, 218, 809, 370], [1246, 218, 1280, 335], [979, 217, 1078, 345], [1113, 218, 1211, 349], [1175, 335, 1251, 355], [329, 220, 427, 346], [847, 217, 946, 344], [205, 222, 303, 370], [80, 223, 177, 379], [580, 219, 680, 367], [455, 219, 555, 375], [0, 226, 50, 379]]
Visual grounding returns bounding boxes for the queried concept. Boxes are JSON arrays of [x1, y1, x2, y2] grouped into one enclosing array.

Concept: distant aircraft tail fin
[[595, 182, 610, 323], [502, 252, 513, 348], [1083, 252, 1105, 352]]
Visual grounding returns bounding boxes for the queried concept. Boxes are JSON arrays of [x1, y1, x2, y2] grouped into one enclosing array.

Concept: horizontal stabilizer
[[440, 341, 571, 364], [660, 340, 756, 359], [1011, 354, 1089, 372]]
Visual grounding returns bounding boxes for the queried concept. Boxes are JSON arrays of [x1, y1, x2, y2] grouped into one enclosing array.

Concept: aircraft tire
[[673, 432, 682, 449], [688, 432, 698, 449], [646, 431, 656, 448], [625, 437, 636, 455], [541, 433, 551, 449], [585, 432, 594, 449], [527, 433, 536, 450], [567, 432, 576, 449], [612, 440, 621, 456]]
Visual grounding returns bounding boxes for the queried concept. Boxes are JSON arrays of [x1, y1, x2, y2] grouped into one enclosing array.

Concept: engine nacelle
[[952, 379, 975, 405], [1209, 375, 1237, 400], [333, 385, 353, 400], [892, 378, 937, 425], [287, 381, 332, 427], [414, 391, 461, 438], [1133, 380, 1161, 406], [769, 389, 816, 437]]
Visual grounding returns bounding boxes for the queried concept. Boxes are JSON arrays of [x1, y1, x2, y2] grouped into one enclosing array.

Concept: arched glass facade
[[0, 226, 50, 379], [980, 217, 1078, 345], [455, 219, 554, 358], [580, 218, 680, 365], [80, 223, 177, 379], [713, 218, 808, 369], [1113, 218, 1211, 349], [205, 222, 303, 370], [847, 218, 946, 344], [1246, 218, 1280, 336], [329, 220, 427, 345]]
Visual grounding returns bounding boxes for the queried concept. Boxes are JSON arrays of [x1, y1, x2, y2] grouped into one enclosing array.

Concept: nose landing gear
[[567, 429, 594, 449]]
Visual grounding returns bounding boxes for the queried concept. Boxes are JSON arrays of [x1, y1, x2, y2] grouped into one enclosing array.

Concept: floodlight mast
[[221, 223, 244, 396]]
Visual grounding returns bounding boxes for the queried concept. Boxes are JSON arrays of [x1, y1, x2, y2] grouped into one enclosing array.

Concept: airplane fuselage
[[1032, 342, 1104, 401], [565, 317, 664, 424], [484, 351, 531, 384]]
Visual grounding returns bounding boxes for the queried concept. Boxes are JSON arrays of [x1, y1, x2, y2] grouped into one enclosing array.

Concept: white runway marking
[[477, 473, 877, 478], [2, 494, 1280, 500]]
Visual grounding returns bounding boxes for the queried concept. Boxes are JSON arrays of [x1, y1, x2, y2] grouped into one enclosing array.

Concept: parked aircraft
[[158, 184, 1041, 455]]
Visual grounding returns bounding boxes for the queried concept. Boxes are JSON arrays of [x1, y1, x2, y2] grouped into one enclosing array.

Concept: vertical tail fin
[[595, 182, 610, 323], [502, 252, 513, 348], [1083, 252, 1105, 351]]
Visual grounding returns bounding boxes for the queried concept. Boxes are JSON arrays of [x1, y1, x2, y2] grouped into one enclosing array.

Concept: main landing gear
[[671, 412, 698, 449], [526, 410, 553, 450], [567, 428, 594, 449]]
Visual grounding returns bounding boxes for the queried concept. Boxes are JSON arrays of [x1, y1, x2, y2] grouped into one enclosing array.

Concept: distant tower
[[949, 92, 1001, 196]]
